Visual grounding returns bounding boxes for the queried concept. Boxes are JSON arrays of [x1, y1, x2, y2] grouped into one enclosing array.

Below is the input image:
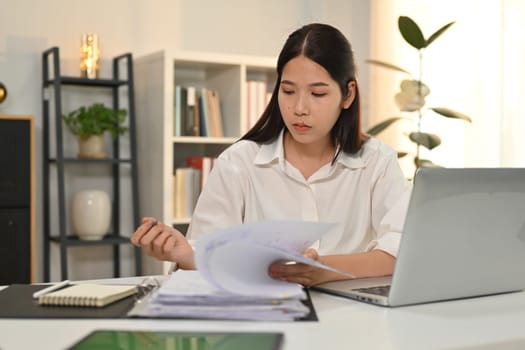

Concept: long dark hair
[[241, 23, 368, 158]]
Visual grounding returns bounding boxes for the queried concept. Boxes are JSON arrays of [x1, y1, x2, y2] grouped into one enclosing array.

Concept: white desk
[[2, 277, 525, 350]]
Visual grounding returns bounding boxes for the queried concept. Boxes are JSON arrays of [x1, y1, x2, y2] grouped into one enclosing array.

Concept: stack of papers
[[142, 270, 309, 321], [129, 220, 353, 321]]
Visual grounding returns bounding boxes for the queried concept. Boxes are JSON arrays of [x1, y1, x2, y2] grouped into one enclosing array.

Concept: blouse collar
[[254, 129, 365, 169]]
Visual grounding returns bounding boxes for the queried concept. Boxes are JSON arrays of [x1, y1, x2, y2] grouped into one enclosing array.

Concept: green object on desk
[[68, 330, 284, 350]]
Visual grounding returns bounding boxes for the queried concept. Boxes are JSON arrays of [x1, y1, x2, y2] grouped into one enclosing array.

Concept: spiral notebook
[[38, 284, 138, 308]]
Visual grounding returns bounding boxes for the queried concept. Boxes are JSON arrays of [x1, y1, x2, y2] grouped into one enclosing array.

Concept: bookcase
[[134, 50, 276, 241]]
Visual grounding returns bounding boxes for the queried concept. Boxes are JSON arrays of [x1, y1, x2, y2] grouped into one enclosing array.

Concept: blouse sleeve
[[366, 152, 412, 257], [186, 156, 246, 240]]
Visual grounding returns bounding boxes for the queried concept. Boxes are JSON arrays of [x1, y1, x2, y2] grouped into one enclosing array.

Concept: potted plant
[[366, 16, 472, 169], [63, 102, 127, 158]]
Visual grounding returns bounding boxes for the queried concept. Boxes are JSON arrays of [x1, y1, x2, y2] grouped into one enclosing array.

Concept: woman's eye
[[312, 92, 327, 97], [281, 89, 294, 95]]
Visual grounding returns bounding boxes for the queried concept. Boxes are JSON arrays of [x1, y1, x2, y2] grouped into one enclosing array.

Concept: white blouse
[[187, 130, 412, 258]]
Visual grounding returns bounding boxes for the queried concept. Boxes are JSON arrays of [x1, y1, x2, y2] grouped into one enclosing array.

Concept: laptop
[[313, 167, 525, 307]]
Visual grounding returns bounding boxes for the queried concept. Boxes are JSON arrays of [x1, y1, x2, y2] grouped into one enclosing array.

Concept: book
[[173, 167, 200, 219], [186, 156, 215, 189], [206, 89, 223, 137], [192, 88, 201, 136], [173, 170, 186, 219], [245, 80, 269, 133], [198, 87, 210, 136], [174, 85, 181, 136], [0, 284, 137, 318], [37, 284, 138, 308], [180, 86, 188, 136], [183, 86, 196, 136]]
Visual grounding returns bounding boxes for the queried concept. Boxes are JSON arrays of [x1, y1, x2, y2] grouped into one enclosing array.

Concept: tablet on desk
[[67, 330, 284, 350]]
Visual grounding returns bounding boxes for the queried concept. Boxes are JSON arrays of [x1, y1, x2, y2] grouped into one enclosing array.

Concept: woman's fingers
[[270, 262, 315, 278], [303, 248, 319, 261], [131, 218, 195, 268], [268, 257, 326, 286], [150, 230, 172, 256], [130, 219, 156, 246], [132, 219, 172, 258], [163, 234, 177, 255], [142, 216, 156, 224], [134, 222, 162, 246]]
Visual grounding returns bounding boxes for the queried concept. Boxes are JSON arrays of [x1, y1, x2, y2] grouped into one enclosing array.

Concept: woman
[[131, 23, 411, 286]]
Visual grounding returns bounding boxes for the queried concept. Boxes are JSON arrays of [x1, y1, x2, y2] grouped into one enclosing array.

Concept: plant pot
[[78, 135, 106, 158], [72, 190, 111, 240]]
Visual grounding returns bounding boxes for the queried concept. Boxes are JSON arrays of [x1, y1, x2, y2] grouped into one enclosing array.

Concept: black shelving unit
[[42, 47, 142, 281]]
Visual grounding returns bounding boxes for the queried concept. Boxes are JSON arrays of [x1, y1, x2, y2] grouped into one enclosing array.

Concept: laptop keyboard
[[355, 285, 391, 297]]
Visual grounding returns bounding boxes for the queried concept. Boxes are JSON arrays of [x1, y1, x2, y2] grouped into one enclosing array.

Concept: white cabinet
[[134, 50, 276, 234]]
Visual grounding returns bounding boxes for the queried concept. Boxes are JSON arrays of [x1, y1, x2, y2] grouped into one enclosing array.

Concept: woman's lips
[[292, 123, 311, 132]]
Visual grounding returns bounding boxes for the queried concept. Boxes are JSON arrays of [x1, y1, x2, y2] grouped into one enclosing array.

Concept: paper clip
[[134, 277, 161, 304]]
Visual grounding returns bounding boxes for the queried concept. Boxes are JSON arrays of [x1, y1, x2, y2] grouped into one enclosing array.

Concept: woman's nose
[[294, 94, 309, 116]]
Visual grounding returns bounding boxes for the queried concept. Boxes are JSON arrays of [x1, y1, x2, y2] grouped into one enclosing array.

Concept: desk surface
[[2, 277, 525, 350]]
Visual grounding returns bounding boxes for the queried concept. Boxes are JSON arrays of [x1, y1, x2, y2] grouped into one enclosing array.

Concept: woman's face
[[278, 55, 355, 146]]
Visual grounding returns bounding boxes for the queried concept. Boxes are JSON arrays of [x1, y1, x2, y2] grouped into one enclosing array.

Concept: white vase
[[72, 190, 111, 240], [78, 134, 106, 158]]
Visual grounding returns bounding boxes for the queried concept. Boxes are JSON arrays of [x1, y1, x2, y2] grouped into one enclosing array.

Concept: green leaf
[[398, 16, 427, 50], [409, 132, 441, 150], [431, 107, 472, 123], [365, 59, 412, 75], [63, 103, 128, 139], [426, 21, 455, 47], [366, 117, 404, 136]]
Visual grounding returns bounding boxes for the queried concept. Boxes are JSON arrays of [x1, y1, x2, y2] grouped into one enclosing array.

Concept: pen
[[32, 280, 70, 299]]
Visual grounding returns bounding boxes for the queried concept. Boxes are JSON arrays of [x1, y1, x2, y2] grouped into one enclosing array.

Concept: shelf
[[44, 77, 128, 88], [48, 158, 133, 164], [49, 234, 131, 246], [42, 47, 142, 281]]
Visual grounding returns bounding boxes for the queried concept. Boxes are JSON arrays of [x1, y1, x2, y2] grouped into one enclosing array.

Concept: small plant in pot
[[63, 103, 127, 158]]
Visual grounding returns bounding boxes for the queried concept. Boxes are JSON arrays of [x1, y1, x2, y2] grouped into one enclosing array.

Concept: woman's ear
[[342, 81, 356, 109]]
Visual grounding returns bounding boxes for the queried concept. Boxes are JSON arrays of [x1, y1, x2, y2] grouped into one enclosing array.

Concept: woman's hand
[[130, 217, 196, 270], [269, 249, 396, 286], [268, 248, 329, 286]]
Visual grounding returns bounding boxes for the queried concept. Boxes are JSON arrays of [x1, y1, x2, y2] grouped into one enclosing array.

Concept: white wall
[[3, 0, 523, 282], [0, 0, 370, 281], [369, 0, 525, 175]]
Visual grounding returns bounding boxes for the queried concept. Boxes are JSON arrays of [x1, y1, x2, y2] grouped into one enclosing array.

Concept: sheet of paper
[[156, 269, 305, 301], [195, 220, 352, 297]]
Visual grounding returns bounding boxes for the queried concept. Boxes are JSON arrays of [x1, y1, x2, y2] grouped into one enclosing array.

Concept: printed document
[[130, 220, 352, 321]]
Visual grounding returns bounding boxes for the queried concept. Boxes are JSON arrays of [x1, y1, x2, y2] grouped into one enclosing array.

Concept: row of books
[[174, 86, 224, 137], [245, 80, 272, 133], [173, 156, 216, 219], [175, 81, 271, 137]]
